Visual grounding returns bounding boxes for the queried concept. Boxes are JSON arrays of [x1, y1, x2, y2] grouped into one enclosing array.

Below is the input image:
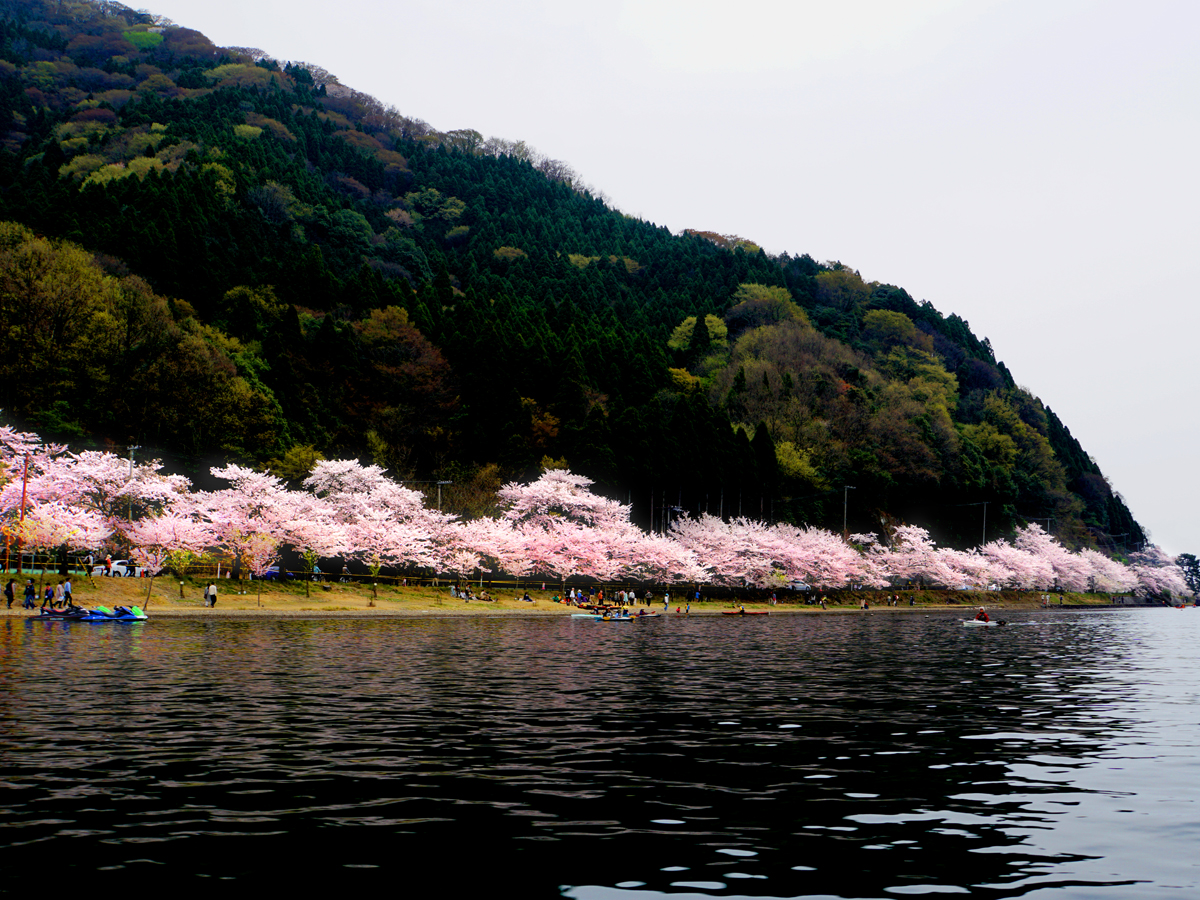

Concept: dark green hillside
[[0, 0, 1145, 553]]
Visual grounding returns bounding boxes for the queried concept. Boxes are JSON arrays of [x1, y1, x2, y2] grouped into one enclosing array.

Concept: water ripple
[[1, 609, 1198, 895]]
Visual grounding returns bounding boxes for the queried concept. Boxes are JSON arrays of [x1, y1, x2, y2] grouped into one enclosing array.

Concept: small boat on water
[[962, 619, 1006, 627], [723, 609, 769, 616], [571, 612, 634, 621]]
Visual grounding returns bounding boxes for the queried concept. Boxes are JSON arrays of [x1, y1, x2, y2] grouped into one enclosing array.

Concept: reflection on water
[[1, 609, 1199, 896]]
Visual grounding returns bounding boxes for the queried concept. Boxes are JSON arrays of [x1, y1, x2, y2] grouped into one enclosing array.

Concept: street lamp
[[843, 485, 856, 535]]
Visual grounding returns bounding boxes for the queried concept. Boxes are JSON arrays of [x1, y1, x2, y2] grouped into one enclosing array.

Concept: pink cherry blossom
[[2, 450, 190, 528], [1129, 546, 1193, 599], [1078, 548, 1139, 593]]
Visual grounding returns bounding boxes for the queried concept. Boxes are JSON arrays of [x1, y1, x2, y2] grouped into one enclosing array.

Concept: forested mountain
[[0, 0, 1146, 554]]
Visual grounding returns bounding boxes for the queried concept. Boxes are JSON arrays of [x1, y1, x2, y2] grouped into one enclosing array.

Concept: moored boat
[[38, 604, 147, 622]]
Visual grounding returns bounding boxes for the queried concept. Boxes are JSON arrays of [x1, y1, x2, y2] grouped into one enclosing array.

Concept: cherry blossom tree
[[284, 514, 348, 596], [0, 426, 68, 572], [667, 514, 757, 585], [1129, 546, 1193, 600], [617, 529, 706, 585], [452, 516, 529, 585], [771, 523, 879, 588], [497, 469, 631, 531], [305, 460, 451, 534], [525, 519, 620, 583], [0, 424, 1164, 605], [497, 470, 698, 586], [242, 532, 283, 606], [0, 423, 56, 462], [14, 501, 110, 598], [197, 465, 299, 601], [874, 525, 959, 588], [489, 472, 638, 585], [938, 547, 996, 590], [1014, 524, 1093, 591], [8, 450, 191, 531], [1078, 548, 1139, 594], [304, 460, 450, 594], [669, 515, 866, 589], [978, 538, 1052, 589], [125, 512, 215, 603]]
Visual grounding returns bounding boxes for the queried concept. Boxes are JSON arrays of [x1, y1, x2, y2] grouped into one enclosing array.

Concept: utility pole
[[843, 485, 856, 535], [127, 445, 141, 522], [981, 501, 988, 546], [399, 479, 454, 511], [15, 453, 28, 574]]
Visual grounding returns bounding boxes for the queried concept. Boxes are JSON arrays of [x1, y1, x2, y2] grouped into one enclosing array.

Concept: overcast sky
[[146, 0, 1200, 553]]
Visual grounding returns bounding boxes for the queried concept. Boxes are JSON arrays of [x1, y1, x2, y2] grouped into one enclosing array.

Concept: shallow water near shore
[[2, 608, 1198, 897]]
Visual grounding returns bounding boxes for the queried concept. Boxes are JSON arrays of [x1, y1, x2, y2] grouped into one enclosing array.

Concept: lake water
[[1, 608, 1198, 897]]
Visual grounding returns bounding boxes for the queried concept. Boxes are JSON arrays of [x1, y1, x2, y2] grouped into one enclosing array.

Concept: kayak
[[571, 613, 633, 621], [962, 619, 1006, 627], [723, 610, 769, 616]]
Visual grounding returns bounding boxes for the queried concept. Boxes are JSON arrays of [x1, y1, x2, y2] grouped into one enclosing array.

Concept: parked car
[[91, 559, 145, 577]]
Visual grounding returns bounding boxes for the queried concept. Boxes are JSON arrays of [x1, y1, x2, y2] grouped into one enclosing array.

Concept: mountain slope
[[0, 0, 1146, 553]]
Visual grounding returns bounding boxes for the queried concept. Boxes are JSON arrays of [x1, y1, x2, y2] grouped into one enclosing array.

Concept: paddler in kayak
[[974, 608, 990, 623]]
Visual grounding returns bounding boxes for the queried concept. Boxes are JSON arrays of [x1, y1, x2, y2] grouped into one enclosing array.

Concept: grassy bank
[[0, 575, 1129, 617]]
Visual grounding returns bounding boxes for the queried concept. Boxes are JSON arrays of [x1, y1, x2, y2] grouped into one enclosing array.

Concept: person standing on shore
[[204, 582, 217, 608], [4, 578, 13, 609], [63, 578, 72, 606], [23, 580, 35, 609]]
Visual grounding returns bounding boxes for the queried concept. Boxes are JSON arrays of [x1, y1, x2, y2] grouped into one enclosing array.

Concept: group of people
[[450, 584, 493, 601], [3, 577, 73, 610], [561, 587, 662, 607]]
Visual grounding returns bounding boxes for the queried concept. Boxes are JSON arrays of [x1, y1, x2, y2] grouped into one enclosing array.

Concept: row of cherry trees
[[0, 423, 1189, 599]]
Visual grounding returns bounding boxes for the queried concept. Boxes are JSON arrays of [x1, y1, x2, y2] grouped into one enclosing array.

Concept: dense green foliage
[[0, 0, 1145, 552]]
